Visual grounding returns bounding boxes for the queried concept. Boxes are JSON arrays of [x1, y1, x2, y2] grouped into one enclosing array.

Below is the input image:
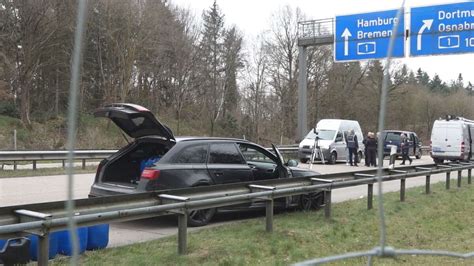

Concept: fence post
[[400, 178, 406, 202], [457, 170, 462, 188], [367, 183, 373, 210], [177, 212, 187, 255]]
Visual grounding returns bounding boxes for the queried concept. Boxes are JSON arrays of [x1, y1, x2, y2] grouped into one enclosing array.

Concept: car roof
[[175, 136, 252, 143], [383, 130, 414, 134]]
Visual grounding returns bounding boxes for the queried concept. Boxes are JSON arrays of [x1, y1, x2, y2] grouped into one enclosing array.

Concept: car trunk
[[100, 139, 170, 187]]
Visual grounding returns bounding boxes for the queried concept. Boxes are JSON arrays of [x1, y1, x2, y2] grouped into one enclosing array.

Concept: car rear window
[[385, 132, 401, 142]]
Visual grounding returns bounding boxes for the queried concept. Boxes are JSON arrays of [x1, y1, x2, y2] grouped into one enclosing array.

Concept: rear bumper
[[298, 149, 330, 160]]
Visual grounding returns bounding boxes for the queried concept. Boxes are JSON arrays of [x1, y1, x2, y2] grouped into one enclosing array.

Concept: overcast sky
[[171, 0, 474, 85]]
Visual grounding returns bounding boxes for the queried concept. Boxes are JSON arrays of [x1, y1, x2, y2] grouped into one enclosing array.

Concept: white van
[[430, 116, 474, 163], [298, 119, 365, 164]]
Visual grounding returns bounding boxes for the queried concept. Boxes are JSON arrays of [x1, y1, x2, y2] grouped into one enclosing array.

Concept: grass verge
[[52, 182, 474, 265]]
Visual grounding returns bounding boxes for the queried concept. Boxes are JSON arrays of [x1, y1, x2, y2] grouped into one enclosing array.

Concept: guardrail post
[[13, 160, 17, 170], [159, 194, 190, 255], [38, 233, 50, 266], [400, 178, 406, 202], [367, 183, 373, 210], [457, 170, 462, 188], [177, 212, 187, 255], [249, 184, 276, 233], [62, 159, 65, 169], [33, 160, 37, 171], [446, 172, 451, 190], [324, 190, 332, 219], [82, 159, 86, 169], [266, 200, 274, 233], [425, 175, 431, 194], [469, 169, 472, 184]]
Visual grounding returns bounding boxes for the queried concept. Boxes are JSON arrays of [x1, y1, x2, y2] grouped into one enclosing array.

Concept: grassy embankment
[[52, 182, 474, 265]]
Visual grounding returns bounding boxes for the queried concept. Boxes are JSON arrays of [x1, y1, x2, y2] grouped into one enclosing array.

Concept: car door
[[207, 142, 253, 184], [238, 143, 279, 181], [334, 131, 346, 161]]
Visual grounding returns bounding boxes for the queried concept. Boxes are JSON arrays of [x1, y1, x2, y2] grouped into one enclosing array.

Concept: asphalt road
[[0, 155, 467, 248]]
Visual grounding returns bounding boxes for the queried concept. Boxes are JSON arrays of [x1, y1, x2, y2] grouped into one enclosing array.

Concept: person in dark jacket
[[400, 133, 412, 165], [366, 132, 378, 167], [363, 133, 370, 166], [346, 129, 358, 166]]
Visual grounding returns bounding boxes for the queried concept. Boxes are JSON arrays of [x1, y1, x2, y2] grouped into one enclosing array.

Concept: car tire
[[299, 192, 324, 211], [187, 207, 216, 227], [415, 149, 422, 159], [328, 152, 337, 165], [187, 184, 216, 227], [433, 158, 443, 164], [357, 151, 363, 164], [300, 158, 309, 163]]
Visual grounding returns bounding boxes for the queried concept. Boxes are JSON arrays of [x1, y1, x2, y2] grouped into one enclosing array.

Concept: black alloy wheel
[[299, 192, 324, 211], [187, 208, 217, 227]]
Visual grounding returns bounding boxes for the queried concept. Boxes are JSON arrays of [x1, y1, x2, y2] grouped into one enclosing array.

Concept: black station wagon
[[89, 103, 322, 226]]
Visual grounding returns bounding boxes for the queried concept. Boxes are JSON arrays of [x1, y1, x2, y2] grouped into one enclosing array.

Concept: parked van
[[381, 130, 422, 159], [298, 119, 365, 164], [430, 116, 474, 163]]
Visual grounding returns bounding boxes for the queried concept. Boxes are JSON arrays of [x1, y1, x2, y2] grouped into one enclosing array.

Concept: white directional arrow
[[417, 19, 433, 51], [341, 28, 352, 56]]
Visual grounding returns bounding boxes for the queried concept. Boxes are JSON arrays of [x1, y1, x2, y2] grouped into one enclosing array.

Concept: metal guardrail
[[0, 150, 117, 170], [0, 146, 300, 171], [0, 162, 472, 264]]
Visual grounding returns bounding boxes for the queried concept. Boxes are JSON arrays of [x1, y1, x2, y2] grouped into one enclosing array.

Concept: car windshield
[[305, 129, 336, 140]]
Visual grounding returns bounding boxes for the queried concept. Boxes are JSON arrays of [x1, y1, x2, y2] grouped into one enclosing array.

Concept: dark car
[[381, 130, 422, 159], [89, 103, 322, 226]]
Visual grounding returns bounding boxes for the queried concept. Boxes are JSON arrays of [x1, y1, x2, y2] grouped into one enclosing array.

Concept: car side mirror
[[286, 159, 298, 167]]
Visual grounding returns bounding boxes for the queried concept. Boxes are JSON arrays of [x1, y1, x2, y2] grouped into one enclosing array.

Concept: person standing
[[366, 132, 378, 167], [346, 129, 359, 166], [363, 132, 370, 166], [400, 133, 412, 165]]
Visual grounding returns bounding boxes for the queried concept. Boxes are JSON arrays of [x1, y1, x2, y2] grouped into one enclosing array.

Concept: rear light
[[141, 169, 160, 180], [461, 141, 465, 152]]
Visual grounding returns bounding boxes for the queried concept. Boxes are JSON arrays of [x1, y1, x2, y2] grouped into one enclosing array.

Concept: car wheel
[[187, 207, 216, 227], [299, 192, 324, 211], [433, 158, 443, 164], [415, 149, 422, 159], [187, 184, 216, 227], [300, 158, 309, 163], [328, 152, 337, 165], [357, 151, 363, 163]]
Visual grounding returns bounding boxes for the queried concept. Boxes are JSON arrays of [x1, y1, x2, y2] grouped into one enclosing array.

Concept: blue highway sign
[[410, 2, 474, 57], [335, 9, 405, 61]]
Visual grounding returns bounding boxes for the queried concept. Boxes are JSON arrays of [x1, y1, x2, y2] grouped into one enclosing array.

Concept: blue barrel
[[28, 232, 59, 261], [87, 224, 109, 250], [57, 227, 88, 256]]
